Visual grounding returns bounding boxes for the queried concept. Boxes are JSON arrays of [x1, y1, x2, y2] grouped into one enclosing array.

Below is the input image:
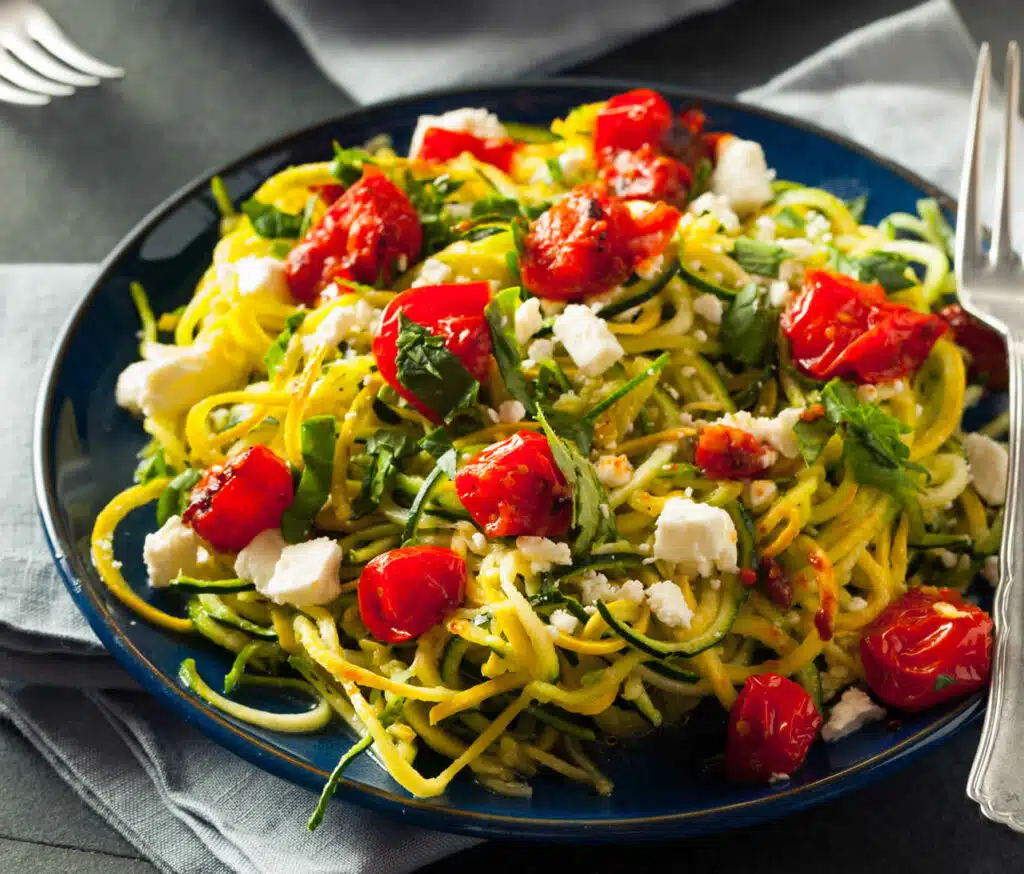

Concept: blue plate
[[34, 81, 985, 841]]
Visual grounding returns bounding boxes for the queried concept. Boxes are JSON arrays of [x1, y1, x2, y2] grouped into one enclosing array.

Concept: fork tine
[[0, 32, 98, 88], [957, 43, 991, 278], [0, 76, 49, 105], [0, 48, 73, 97], [992, 42, 1020, 264], [24, 10, 124, 79]]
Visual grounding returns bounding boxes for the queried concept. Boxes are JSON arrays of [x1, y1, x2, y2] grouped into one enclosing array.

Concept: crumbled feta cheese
[[804, 211, 831, 240], [409, 107, 506, 160], [693, 293, 724, 325], [717, 408, 803, 459], [552, 304, 624, 377], [964, 432, 1008, 505], [498, 400, 526, 423], [937, 549, 959, 569], [856, 384, 879, 404], [765, 281, 791, 309], [558, 146, 589, 181], [514, 297, 544, 345], [595, 454, 633, 488], [578, 573, 646, 606], [530, 162, 554, 185], [235, 528, 287, 591], [646, 581, 694, 629], [234, 256, 291, 303], [693, 329, 708, 343], [778, 239, 817, 260], [143, 515, 206, 587], [709, 578, 722, 590], [637, 253, 666, 281], [746, 480, 778, 512], [515, 536, 572, 573], [848, 596, 868, 612], [526, 338, 555, 362], [687, 192, 740, 233], [821, 687, 886, 743], [302, 299, 378, 354], [709, 138, 774, 216], [485, 407, 500, 423], [653, 497, 739, 577], [411, 257, 454, 287], [755, 215, 777, 241], [984, 555, 1000, 585], [261, 537, 343, 607], [549, 608, 580, 636]]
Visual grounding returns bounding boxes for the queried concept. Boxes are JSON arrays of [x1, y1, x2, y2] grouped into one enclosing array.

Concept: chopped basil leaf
[[846, 193, 869, 223], [265, 312, 306, 379], [832, 250, 916, 293], [329, 142, 375, 187], [485, 287, 536, 415], [732, 237, 788, 278], [720, 284, 777, 368], [280, 416, 338, 543], [793, 416, 834, 466], [241, 199, 304, 239], [546, 157, 565, 185], [353, 429, 417, 517], [934, 673, 956, 691], [395, 313, 480, 422], [156, 468, 202, 527], [402, 448, 458, 544], [689, 158, 712, 200], [403, 171, 465, 255], [134, 444, 172, 485]]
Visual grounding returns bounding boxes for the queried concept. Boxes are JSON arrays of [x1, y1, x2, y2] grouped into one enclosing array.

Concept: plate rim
[[32, 77, 979, 840]]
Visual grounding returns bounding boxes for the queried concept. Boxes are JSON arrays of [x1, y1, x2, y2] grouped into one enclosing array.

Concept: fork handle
[[968, 326, 1024, 831]]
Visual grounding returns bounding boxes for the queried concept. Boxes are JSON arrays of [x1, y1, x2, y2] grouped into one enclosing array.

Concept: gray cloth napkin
[[2, 2, 1020, 872]]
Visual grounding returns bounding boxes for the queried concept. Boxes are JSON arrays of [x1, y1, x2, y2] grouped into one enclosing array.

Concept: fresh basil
[[934, 673, 956, 691], [689, 158, 712, 200], [846, 193, 869, 224], [395, 313, 480, 423], [832, 250, 916, 293], [546, 156, 565, 185], [402, 448, 458, 544], [241, 199, 305, 239], [719, 284, 777, 368], [402, 171, 465, 256], [485, 287, 536, 415], [353, 429, 417, 517], [792, 416, 834, 466], [731, 237, 788, 278], [329, 143, 375, 187], [134, 444, 172, 485], [471, 195, 525, 222], [265, 312, 306, 379], [156, 468, 203, 527], [280, 416, 338, 543]]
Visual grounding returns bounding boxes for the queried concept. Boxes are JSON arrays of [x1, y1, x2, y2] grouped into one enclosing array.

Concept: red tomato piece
[[182, 445, 294, 553], [757, 557, 793, 609], [372, 281, 493, 423], [594, 88, 674, 155], [454, 430, 571, 538], [310, 183, 345, 205], [519, 185, 680, 301], [780, 269, 948, 384], [725, 673, 822, 783], [598, 143, 692, 207], [860, 587, 993, 711], [695, 424, 774, 479], [285, 167, 422, 304], [416, 127, 521, 174], [358, 546, 466, 643], [939, 304, 1009, 392]]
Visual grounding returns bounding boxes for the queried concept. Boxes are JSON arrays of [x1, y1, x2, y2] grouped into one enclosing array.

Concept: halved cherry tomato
[[519, 185, 679, 301], [939, 304, 1009, 392], [182, 445, 294, 553], [594, 88, 674, 156], [725, 673, 822, 783], [860, 587, 993, 711], [372, 282, 493, 423], [695, 424, 774, 479], [599, 143, 692, 207], [780, 269, 948, 384], [415, 127, 521, 174], [454, 430, 571, 538], [285, 166, 422, 304], [358, 546, 466, 643]]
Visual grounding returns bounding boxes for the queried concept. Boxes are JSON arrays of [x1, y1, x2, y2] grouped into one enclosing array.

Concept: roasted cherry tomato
[[860, 587, 993, 711], [695, 424, 774, 479], [939, 304, 1009, 392], [598, 143, 692, 207], [182, 445, 294, 553], [780, 269, 948, 384], [519, 185, 679, 301], [725, 673, 822, 783], [285, 166, 422, 304], [594, 88, 674, 156], [310, 182, 345, 205], [415, 127, 521, 174], [756, 557, 793, 609], [372, 281, 493, 423], [358, 546, 466, 643], [454, 430, 571, 538]]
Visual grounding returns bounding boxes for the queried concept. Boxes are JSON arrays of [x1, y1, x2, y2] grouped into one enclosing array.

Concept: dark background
[[3, 1, 1023, 872]]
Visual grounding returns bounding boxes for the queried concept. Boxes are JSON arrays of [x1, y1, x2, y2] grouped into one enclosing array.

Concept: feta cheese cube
[[515, 536, 572, 573], [409, 108, 507, 160], [746, 479, 778, 512], [710, 138, 775, 216], [514, 297, 544, 345], [646, 580, 694, 629], [821, 687, 886, 743], [964, 432, 1008, 505], [301, 299, 378, 355], [552, 304, 624, 377], [234, 528, 287, 591], [234, 256, 292, 303], [595, 454, 633, 488], [653, 497, 738, 577], [143, 515, 206, 587], [578, 573, 646, 605], [261, 537, 343, 607], [498, 400, 526, 423], [687, 192, 740, 233], [717, 408, 804, 459], [548, 608, 580, 636], [411, 257, 454, 287], [693, 293, 724, 325], [768, 280, 792, 308], [527, 338, 555, 362]]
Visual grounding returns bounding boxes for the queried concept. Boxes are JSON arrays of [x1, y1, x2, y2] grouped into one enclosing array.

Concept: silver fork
[[0, 2, 122, 106], [962, 41, 1024, 832]]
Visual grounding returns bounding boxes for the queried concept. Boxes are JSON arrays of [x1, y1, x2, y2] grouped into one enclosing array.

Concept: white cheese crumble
[[693, 293, 724, 325], [848, 596, 869, 612], [646, 581, 694, 629], [709, 138, 775, 216], [717, 408, 804, 459], [515, 536, 572, 573], [558, 146, 589, 181], [964, 432, 1008, 505], [552, 304, 625, 377], [143, 515, 206, 587], [548, 608, 580, 636], [821, 687, 886, 743], [637, 253, 666, 281], [498, 400, 526, 423], [526, 338, 555, 362], [595, 454, 633, 488], [687, 192, 740, 233], [409, 107, 507, 160], [754, 215, 777, 241], [261, 537, 343, 607], [804, 211, 832, 241], [301, 300, 378, 355], [768, 279, 792, 308], [653, 497, 739, 577], [234, 256, 291, 303], [578, 573, 646, 606], [411, 257, 455, 287], [937, 549, 959, 569], [514, 296, 544, 345], [778, 239, 817, 260], [746, 480, 778, 512], [234, 528, 287, 591]]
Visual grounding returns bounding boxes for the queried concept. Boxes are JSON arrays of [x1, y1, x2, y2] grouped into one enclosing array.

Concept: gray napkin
[[1, 2, 1020, 873]]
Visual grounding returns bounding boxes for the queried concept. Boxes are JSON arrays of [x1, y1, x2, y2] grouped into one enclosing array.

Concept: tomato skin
[[598, 143, 691, 207], [358, 546, 466, 643], [725, 673, 822, 783], [938, 304, 1009, 392], [519, 185, 679, 301], [594, 88, 674, 155], [416, 127, 521, 174], [454, 430, 571, 538], [695, 424, 774, 479], [285, 167, 422, 304], [859, 587, 993, 711], [372, 281, 493, 423], [780, 269, 948, 384], [182, 445, 294, 553]]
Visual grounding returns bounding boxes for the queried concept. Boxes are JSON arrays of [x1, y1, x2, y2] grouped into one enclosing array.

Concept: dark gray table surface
[[4, 0, 1024, 871]]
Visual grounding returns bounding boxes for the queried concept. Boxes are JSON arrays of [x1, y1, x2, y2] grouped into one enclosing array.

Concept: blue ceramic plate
[[34, 81, 985, 841]]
